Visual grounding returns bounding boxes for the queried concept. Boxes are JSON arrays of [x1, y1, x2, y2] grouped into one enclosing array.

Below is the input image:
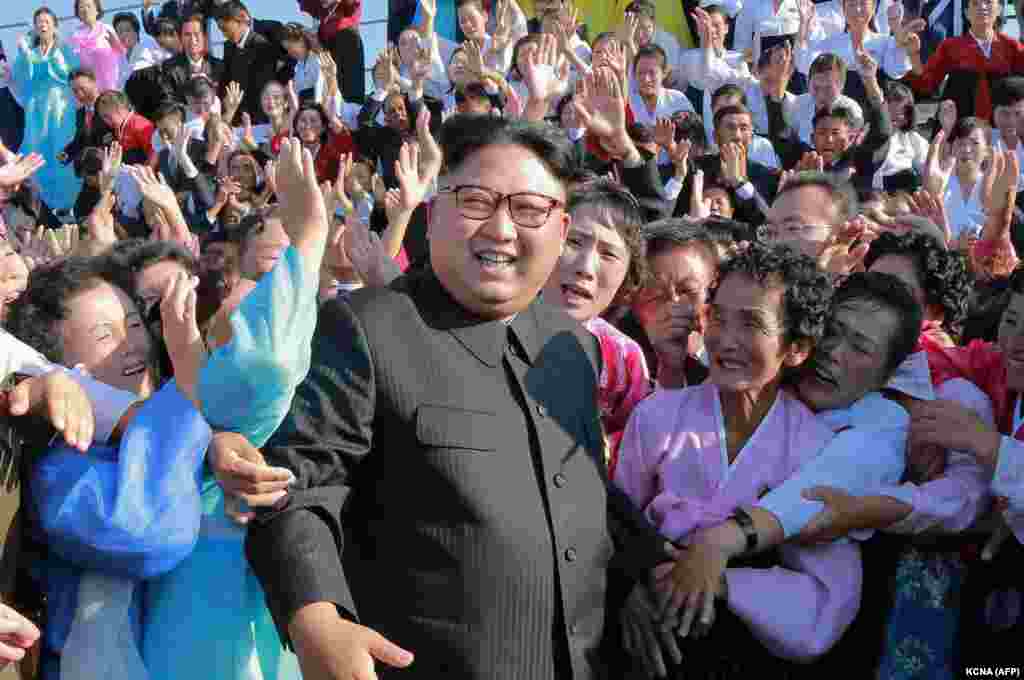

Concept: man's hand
[[0, 602, 40, 668], [160, 271, 205, 407], [909, 399, 1003, 468], [6, 371, 95, 451], [208, 431, 295, 523], [651, 540, 729, 639], [290, 602, 414, 680], [621, 583, 679, 678], [719, 142, 747, 187]]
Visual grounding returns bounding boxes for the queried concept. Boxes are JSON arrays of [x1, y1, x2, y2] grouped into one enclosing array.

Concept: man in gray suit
[[240, 114, 667, 680]]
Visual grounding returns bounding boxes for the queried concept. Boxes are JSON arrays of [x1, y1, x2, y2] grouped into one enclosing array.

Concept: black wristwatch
[[729, 507, 758, 552]]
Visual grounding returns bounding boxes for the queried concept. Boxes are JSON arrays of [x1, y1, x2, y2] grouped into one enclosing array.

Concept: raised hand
[[319, 52, 338, 88], [419, 0, 437, 22], [906, 188, 951, 242], [653, 117, 677, 152], [925, 129, 955, 194], [719, 142, 748, 187], [618, 11, 639, 52], [126, 164, 179, 212], [275, 137, 330, 273], [797, 0, 816, 45], [795, 150, 825, 173], [223, 81, 245, 123], [693, 7, 713, 49], [99, 141, 122, 194], [818, 216, 875, 274], [671, 139, 692, 178], [330, 153, 355, 215], [522, 33, 561, 105], [344, 216, 404, 288], [241, 112, 257, 150], [574, 69, 628, 142], [465, 40, 487, 80], [0, 153, 45, 189], [160, 271, 205, 406], [491, 0, 514, 49], [855, 48, 879, 82]]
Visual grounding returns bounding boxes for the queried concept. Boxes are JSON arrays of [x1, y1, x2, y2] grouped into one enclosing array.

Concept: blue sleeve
[[30, 380, 211, 580], [197, 245, 318, 448]]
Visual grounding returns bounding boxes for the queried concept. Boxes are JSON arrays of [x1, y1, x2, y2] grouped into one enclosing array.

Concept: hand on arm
[[6, 371, 95, 452], [159, 271, 205, 407], [796, 486, 912, 544], [208, 431, 294, 524], [910, 398, 1004, 469]]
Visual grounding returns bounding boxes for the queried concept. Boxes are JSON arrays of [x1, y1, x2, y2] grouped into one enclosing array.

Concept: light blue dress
[[9, 41, 82, 213], [143, 245, 318, 680]]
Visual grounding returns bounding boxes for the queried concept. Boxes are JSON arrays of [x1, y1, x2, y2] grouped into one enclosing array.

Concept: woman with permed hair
[[614, 241, 862, 677]]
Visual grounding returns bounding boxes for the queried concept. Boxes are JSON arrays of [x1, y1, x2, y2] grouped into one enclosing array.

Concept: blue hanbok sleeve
[[30, 380, 211, 580], [197, 245, 318, 448]]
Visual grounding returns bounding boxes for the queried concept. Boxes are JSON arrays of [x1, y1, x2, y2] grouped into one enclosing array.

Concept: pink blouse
[[69, 23, 125, 92]]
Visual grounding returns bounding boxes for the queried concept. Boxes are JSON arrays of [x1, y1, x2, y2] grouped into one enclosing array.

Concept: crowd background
[[0, 0, 1020, 678]]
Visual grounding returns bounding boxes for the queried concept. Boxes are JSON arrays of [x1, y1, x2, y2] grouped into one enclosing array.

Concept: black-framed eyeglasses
[[437, 184, 564, 228]]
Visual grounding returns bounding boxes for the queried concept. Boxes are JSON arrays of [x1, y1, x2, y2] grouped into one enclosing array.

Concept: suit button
[[553, 472, 567, 488], [569, 624, 579, 635], [564, 547, 577, 562], [536, 403, 547, 418]]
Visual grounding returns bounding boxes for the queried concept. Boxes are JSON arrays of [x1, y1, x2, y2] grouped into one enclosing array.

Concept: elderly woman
[[615, 242, 861, 676]]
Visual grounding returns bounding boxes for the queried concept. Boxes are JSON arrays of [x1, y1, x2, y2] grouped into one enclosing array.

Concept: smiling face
[[887, 91, 913, 130], [398, 29, 420, 65], [704, 272, 805, 395], [70, 74, 98, 106], [542, 204, 632, 322], [261, 82, 287, 119], [229, 154, 259, 191], [968, 0, 1001, 30], [60, 280, 157, 397], [181, 19, 206, 61], [810, 68, 843, 108], [796, 298, 899, 411], [953, 127, 988, 168], [448, 49, 469, 86], [813, 115, 854, 164], [765, 184, 839, 258], [843, 0, 875, 30], [429, 143, 569, 320]]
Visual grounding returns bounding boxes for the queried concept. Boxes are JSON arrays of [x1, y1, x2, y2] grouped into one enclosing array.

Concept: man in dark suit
[[152, 101, 216, 221], [158, 13, 225, 106], [60, 69, 114, 169], [141, 0, 208, 36], [237, 114, 668, 679], [215, 1, 289, 125]]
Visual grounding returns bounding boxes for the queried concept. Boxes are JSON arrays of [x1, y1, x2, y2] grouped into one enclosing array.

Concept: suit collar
[[410, 269, 544, 368]]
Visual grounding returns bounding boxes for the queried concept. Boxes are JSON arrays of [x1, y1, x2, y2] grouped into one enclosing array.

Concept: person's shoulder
[[634, 382, 709, 421]]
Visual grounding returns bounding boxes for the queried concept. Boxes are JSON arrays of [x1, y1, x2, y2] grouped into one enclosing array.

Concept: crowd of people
[[0, 0, 1019, 678]]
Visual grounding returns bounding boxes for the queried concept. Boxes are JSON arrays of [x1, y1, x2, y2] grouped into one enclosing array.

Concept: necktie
[[85, 108, 94, 130]]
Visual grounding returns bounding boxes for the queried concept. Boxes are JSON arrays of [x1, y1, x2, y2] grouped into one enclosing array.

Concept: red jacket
[[297, 0, 362, 45]]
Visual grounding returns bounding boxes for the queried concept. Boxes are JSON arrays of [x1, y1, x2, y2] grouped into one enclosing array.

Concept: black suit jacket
[[220, 22, 289, 125], [246, 269, 666, 679], [159, 53, 225, 104], [142, 0, 209, 36], [62, 106, 114, 167]]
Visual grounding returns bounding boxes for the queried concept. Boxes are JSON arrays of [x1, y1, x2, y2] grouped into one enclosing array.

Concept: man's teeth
[[478, 253, 514, 264]]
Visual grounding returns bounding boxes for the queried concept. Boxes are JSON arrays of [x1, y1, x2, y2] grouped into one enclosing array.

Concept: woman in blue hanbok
[[8, 141, 326, 679], [9, 8, 82, 214]]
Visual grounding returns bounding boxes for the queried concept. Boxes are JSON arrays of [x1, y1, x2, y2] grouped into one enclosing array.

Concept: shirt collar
[[237, 27, 251, 49]]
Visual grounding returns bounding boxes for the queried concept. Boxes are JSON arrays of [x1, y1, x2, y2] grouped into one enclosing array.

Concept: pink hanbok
[[615, 383, 862, 662], [68, 22, 124, 92]]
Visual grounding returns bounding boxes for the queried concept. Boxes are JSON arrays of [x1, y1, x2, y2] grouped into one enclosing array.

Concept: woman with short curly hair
[[615, 242, 861, 677], [865, 230, 972, 345]]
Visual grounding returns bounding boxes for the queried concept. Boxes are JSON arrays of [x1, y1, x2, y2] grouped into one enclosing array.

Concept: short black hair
[[993, 76, 1024, 110], [950, 116, 991, 143], [673, 111, 707, 151], [712, 241, 834, 346], [217, 1, 250, 22], [6, 257, 118, 364], [830, 271, 923, 377], [70, 68, 97, 83], [112, 12, 140, 34], [153, 101, 186, 124], [75, 0, 104, 21], [642, 217, 723, 267], [813, 104, 859, 129], [439, 114, 576, 189], [712, 83, 747, 109], [568, 180, 647, 299], [625, 0, 657, 19], [634, 44, 668, 72], [155, 17, 179, 37], [103, 238, 198, 295], [864, 230, 971, 339], [773, 171, 859, 226]]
